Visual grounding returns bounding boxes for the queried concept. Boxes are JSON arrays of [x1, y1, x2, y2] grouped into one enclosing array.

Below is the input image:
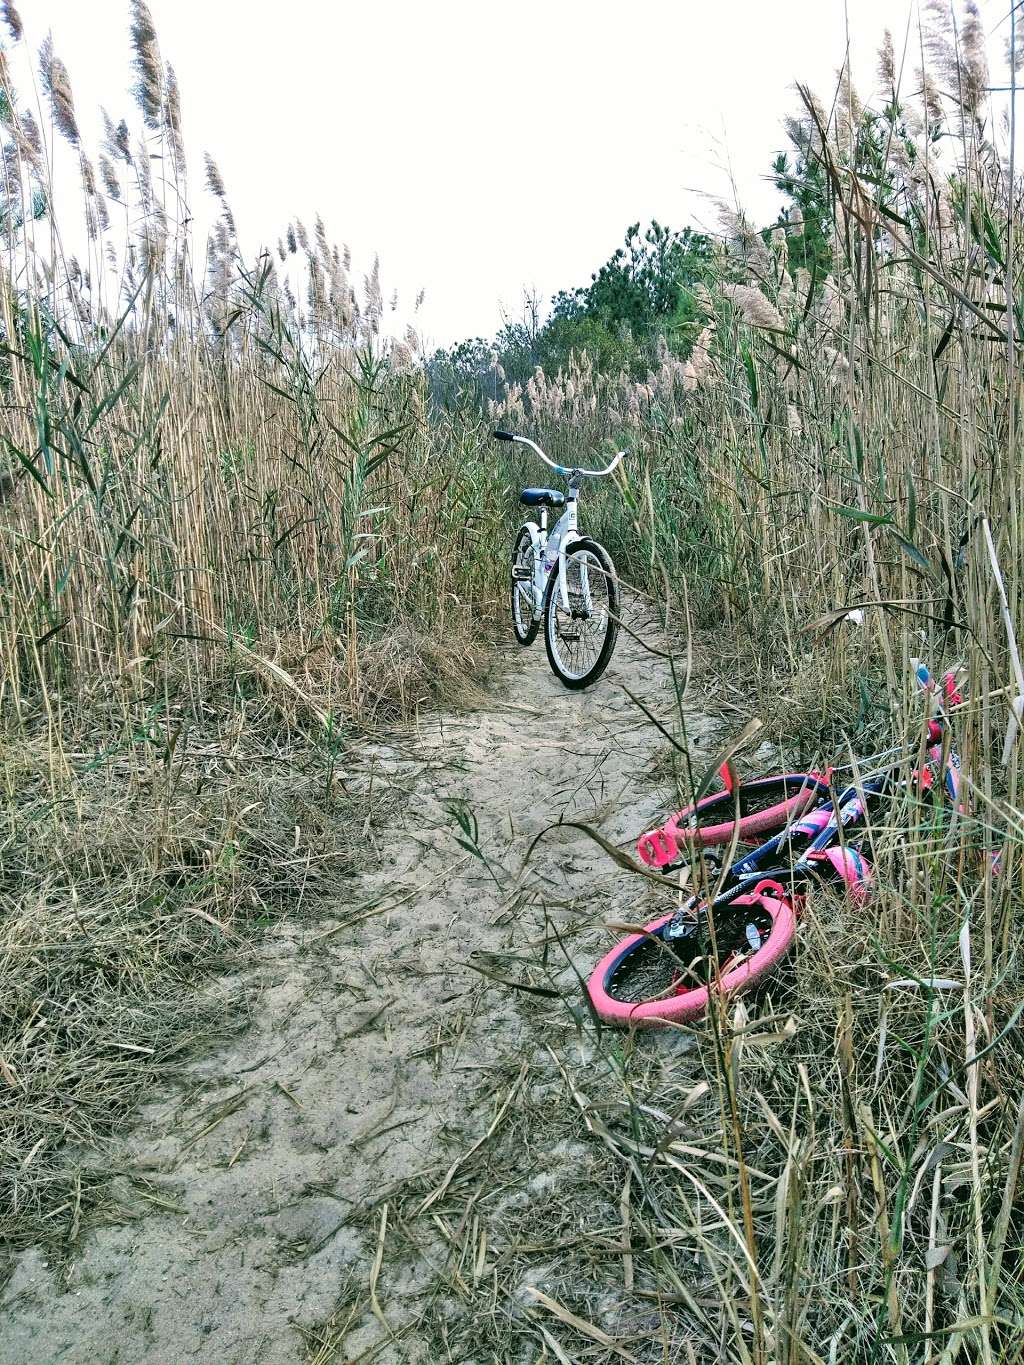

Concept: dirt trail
[[1, 604, 719, 1363]]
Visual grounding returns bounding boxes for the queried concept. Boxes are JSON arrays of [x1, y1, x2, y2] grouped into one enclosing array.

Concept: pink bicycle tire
[[587, 883, 798, 1028], [636, 774, 831, 870]]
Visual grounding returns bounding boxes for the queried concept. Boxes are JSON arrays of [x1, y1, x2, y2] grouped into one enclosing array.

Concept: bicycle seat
[[520, 488, 566, 508]]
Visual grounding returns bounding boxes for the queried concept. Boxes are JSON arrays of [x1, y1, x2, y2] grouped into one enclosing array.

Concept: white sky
[[10, 0, 1019, 347]]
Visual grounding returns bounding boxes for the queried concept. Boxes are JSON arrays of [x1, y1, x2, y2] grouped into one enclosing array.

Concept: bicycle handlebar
[[491, 429, 625, 479]]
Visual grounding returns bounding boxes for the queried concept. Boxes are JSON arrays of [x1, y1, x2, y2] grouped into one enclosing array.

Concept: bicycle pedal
[[511, 566, 532, 581], [637, 827, 678, 869]]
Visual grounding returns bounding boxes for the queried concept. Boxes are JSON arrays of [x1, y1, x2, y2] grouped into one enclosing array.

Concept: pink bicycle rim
[[587, 888, 798, 1028], [636, 774, 831, 869]]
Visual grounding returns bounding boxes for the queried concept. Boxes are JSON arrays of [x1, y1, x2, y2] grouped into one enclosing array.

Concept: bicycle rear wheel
[[543, 538, 619, 689], [511, 527, 539, 646], [587, 881, 798, 1027], [636, 773, 831, 869]]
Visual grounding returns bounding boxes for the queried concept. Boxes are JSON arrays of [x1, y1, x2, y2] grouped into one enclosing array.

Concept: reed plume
[[878, 29, 895, 90], [835, 67, 863, 150], [129, 0, 163, 129], [102, 109, 133, 163], [99, 153, 122, 201], [924, 0, 987, 127], [204, 152, 226, 199], [720, 281, 785, 331], [7, 104, 42, 171], [1, 2, 21, 42], [364, 255, 383, 333], [959, 0, 988, 117], [79, 153, 96, 198], [39, 34, 80, 146], [135, 134, 153, 209], [164, 63, 185, 173], [681, 322, 715, 390]]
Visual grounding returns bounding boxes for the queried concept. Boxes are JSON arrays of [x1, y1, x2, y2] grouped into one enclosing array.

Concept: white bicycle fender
[[518, 520, 542, 550], [558, 530, 580, 611], [515, 521, 545, 622]]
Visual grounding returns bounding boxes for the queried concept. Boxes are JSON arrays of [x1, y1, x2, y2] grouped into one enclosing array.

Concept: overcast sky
[[11, 1, 1018, 347]]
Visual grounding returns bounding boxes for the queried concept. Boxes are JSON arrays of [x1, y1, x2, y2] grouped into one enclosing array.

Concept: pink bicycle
[[588, 666, 963, 1028]]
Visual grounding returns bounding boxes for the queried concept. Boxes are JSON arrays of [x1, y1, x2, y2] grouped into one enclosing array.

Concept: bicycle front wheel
[[587, 881, 797, 1028], [543, 538, 619, 689]]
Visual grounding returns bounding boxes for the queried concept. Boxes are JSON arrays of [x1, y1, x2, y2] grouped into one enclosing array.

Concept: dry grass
[[1, 4, 1023, 1362], [0, 683, 371, 1253]]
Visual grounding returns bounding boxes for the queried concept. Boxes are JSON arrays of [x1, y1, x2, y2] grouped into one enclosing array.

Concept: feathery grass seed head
[[1, 2, 21, 40], [40, 34, 79, 146], [80, 154, 96, 198], [204, 152, 225, 199], [164, 63, 185, 170], [721, 282, 785, 331], [129, 0, 163, 129], [102, 110, 133, 163], [99, 154, 121, 200], [959, 1, 988, 116], [878, 30, 895, 89]]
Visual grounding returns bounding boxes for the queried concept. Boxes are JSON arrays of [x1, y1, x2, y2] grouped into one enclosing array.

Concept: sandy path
[[1, 603, 713, 1363]]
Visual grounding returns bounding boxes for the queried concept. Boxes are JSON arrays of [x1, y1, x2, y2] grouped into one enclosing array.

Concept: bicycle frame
[[498, 431, 624, 621], [518, 485, 582, 620], [664, 724, 960, 942]]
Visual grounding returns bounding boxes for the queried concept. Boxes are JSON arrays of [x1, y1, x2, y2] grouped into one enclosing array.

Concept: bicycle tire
[[587, 880, 798, 1028], [510, 527, 539, 647], [636, 773, 831, 869], [543, 537, 619, 689]]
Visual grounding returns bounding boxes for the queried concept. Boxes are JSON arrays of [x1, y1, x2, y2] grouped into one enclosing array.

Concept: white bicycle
[[493, 429, 624, 689]]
